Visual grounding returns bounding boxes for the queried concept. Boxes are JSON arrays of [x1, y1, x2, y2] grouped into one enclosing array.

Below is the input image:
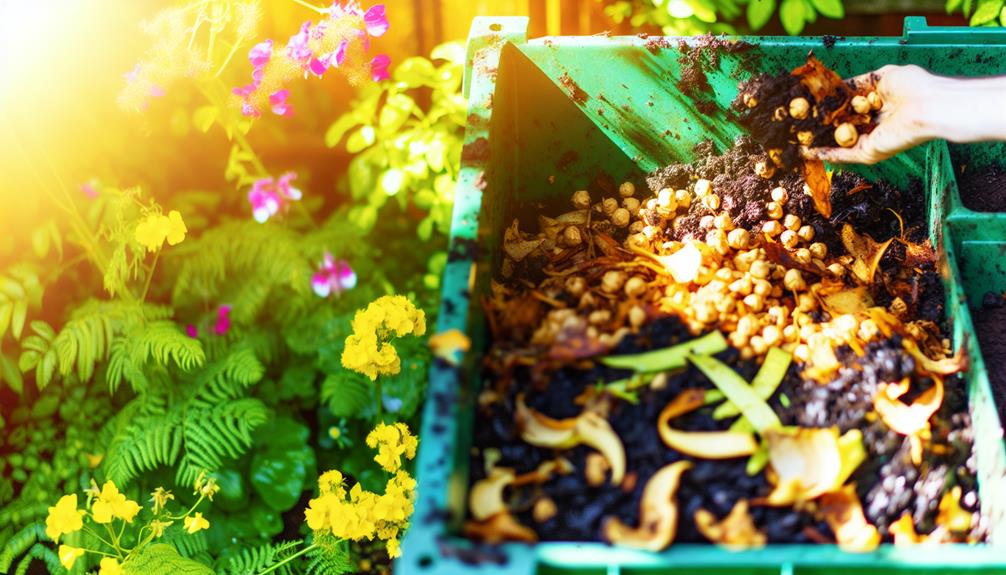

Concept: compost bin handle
[[904, 16, 1006, 45]]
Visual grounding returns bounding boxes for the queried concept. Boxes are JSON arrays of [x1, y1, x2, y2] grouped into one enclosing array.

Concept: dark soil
[[957, 164, 1006, 212], [973, 292, 1006, 423]]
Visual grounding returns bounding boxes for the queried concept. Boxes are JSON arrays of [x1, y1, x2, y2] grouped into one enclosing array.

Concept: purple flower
[[370, 54, 390, 82], [214, 305, 232, 335], [269, 90, 292, 116], [364, 5, 388, 37], [249, 40, 273, 68], [311, 253, 357, 297], [334, 40, 348, 67], [186, 324, 199, 338], [247, 172, 302, 223], [286, 21, 314, 62]]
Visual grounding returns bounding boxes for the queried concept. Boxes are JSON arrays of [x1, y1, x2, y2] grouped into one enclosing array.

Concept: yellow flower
[[341, 296, 426, 380], [165, 210, 187, 245], [318, 470, 345, 496], [92, 481, 142, 524], [149, 519, 173, 538], [366, 422, 419, 473], [150, 487, 174, 514], [386, 537, 402, 558], [46, 494, 84, 542], [184, 512, 209, 534], [99, 557, 123, 575], [58, 545, 85, 570]]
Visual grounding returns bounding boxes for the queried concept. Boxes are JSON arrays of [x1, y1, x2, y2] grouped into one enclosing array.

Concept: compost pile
[[465, 57, 982, 552]]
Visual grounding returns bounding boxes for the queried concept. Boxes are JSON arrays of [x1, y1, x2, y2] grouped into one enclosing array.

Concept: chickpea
[[706, 229, 730, 255], [534, 497, 558, 523], [762, 220, 783, 236], [729, 331, 750, 348], [834, 123, 859, 148], [628, 305, 647, 329], [768, 148, 783, 167], [766, 202, 784, 220], [589, 309, 611, 325], [674, 189, 692, 208], [753, 279, 772, 297], [792, 248, 812, 265], [601, 270, 627, 293], [642, 225, 657, 239], [624, 276, 647, 298], [715, 296, 736, 314], [809, 242, 828, 260], [727, 228, 751, 250], [729, 276, 753, 296], [783, 324, 798, 343], [743, 293, 765, 312], [796, 292, 818, 312], [867, 90, 882, 110], [619, 181, 636, 197], [694, 179, 712, 198], [772, 106, 787, 121], [784, 269, 806, 291], [628, 220, 645, 234], [736, 315, 757, 336], [565, 276, 586, 297], [743, 93, 758, 108], [602, 197, 619, 216], [750, 335, 768, 356], [755, 160, 776, 179], [851, 95, 871, 115], [623, 197, 641, 213], [657, 188, 674, 207], [770, 186, 789, 204], [749, 259, 771, 280], [793, 344, 810, 363], [827, 262, 846, 277], [797, 130, 814, 146], [783, 214, 801, 232], [611, 208, 631, 227], [858, 318, 879, 341], [702, 193, 721, 211], [561, 225, 583, 247], [762, 325, 782, 347], [699, 215, 715, 230], [789, 97, 810, 120], [714, 267, 734, 282], [797, 225, 815, 242], [572, 190, 591, 209], [585, 453, 610, 487], [780, 230, 799, 249], [713, 212, 735, 231]]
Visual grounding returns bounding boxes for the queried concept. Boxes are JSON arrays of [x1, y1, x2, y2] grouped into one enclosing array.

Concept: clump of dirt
[[957, 165, 1006, 212], [973, 291, 1006, 423], [674, 34, 756, 102]]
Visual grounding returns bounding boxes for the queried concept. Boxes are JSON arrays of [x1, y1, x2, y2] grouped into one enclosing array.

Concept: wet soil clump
[[973, 292, 1006, 423], [957, 164, 1006, 212]]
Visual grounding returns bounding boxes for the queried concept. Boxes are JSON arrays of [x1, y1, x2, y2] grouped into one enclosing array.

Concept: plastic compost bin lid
[[399, 16, 1006, 575]]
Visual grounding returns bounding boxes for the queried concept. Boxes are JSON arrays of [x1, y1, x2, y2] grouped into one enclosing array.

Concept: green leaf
[[688, 354, 782, 433], [30, 394, 59, 420], [192, 105, 219, 133], [31, 227, 50, 258], [37, 350, 57, 390], [213, 468, 248, 512], [686, 0, 718, 22], [321, 373, 373, 418], [325, 113, 361, 148], [810, 0, 844, 18], [346, 125, 376, 153], [601, 330, 727, 372], [124, 544, 215, 575], [393, 57, 437, 87], [747, 0, 776, 29], [713, 348, 792, 420], [0, 301, 11, 339], [11, 300, 26, 340], [378, 94, 416, 132], [971, 0, 1003, 23], [946, 0, 964, 13], [251, 444, 316, 511], [1001, 4, 1006, 23], [0, 354, 23, 394], [779, 0, 807, 34], [431, 41, 466, 64]]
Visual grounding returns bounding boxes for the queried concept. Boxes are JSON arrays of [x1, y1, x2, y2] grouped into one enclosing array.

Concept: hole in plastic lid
[[417, 555, 434, 569], [489, 23, 502, 32]]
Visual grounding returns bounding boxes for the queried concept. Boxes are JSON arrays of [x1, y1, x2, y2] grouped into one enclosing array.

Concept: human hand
[[802, 65, 938, 165]]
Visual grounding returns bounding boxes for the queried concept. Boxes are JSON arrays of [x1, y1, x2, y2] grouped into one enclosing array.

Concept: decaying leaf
[[469, 467, 516, 521], [602, 461, 692, 551], [511, 458, 574, 487], [503, 219, 545, 262], [818, 485, 881, 553], [874, 376, 943, 464], [761, 427, 865, 506], [791, 53, 847, 103], [689, 354, 781, 433], [694, 500, 767, 550], [937, 486, 973, 533], [655, 241, 704, 284], [657, 388, 758, 459], [463, 511, 538, 544], [889, 512, 925, 545], [514, 395, 626, 485], [429, 329, 472, 366], [820, 286, 874, 316], [902, 338, 969, 376], [714, 348, 792, 420], [841, 224, 893, 285], [601, 330, 727, 372], [802, 160, 832, 218]]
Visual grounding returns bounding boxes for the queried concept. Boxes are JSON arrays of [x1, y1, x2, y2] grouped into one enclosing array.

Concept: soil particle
[[957, 164, 1006, 212], [559, 72, 589, 106], [462, 137, 491, 162], [821, 35, 844, 49], [973, 292, 1006, 423]]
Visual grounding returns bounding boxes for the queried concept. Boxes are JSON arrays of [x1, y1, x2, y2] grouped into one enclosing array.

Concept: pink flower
[[247, 172, 302, 223], [364, 5, 388, 37], [186, 324, 199, 338], [249, 40, 273, 68], [286, 22, 313, 62], [269, 90, 292, 116], [150, 85, 166, 97], [80, 180, 99, 199], [370, 54, 390, 82], [214, 305, 232, 335], [311, 253, 357, 297]]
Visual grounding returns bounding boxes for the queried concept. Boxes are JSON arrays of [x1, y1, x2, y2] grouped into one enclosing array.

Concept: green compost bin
[[400, 16, 1006, 575]]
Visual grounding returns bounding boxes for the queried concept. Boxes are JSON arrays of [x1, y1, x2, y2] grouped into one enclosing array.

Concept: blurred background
[[0, 0, 971, 269]]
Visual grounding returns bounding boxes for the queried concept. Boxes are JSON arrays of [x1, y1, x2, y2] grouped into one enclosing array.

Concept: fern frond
[[162, 528, 209, 558], [0, 523, 46, 573], [102, 394, 182, 486], [107, 321, 205, 393], [226, 539, 303, 575], [305, 539, 354, 575], [189, 347, 264, 408], [175, 398, 270, 486], [20, 543, 60, 575]]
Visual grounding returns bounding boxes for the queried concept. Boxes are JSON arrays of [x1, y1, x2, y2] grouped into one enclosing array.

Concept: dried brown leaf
[[841, 224, 893, 285], [694, 500, 767, 550], [818, 485, 881, 553], [802, 160, 832, 218]]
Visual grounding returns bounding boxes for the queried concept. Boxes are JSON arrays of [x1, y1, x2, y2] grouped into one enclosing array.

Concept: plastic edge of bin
[[904, 15, 1006, 45], [398, 16, 537, 575]]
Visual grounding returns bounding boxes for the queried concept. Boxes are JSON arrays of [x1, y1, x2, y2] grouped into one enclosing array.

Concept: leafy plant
[[602, 0, 846, 35], [948, 0, 1006, 26]]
